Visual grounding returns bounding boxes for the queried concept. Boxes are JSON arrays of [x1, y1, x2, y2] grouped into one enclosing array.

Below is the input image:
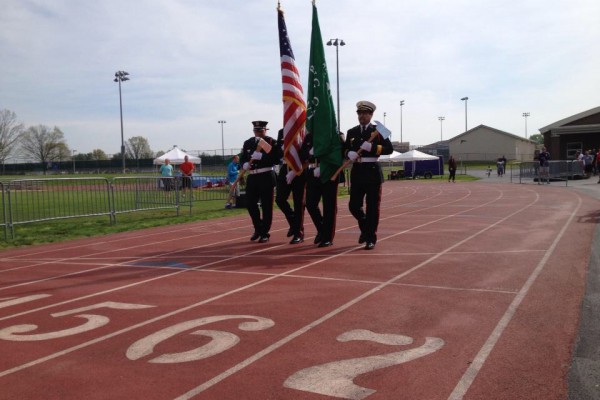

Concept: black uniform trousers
[[306, 170, 338, 243], [245, 170, 276, 237], [276, 164, 307, 237], [348, 162, 383, 244]]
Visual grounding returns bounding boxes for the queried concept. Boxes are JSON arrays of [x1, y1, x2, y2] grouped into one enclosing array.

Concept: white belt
[[358, 157, 378, 163], [249, 167, 273, 174], [308, 163, 318, 169]]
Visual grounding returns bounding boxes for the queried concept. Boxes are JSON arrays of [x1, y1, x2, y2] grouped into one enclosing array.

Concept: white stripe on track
[[447, 193, 583, 399], [178, 188, 551, 398], [0, 185, 483, 377]]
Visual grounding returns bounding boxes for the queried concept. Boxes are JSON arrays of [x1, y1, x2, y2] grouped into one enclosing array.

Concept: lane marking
[[0, 295, 51, 309], [0, 186, 484, 377], [447, 193, 583, 400]]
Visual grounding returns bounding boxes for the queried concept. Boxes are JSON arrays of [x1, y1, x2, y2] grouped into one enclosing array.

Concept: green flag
[[306, 2, 342, 183]]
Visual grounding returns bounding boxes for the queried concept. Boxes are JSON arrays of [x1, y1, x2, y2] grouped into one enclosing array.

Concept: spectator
[[538, 146, 550, 184], [496, 157, 505, 177], [448, 156, 457, 182], [159, 158, 173, 192], [179, 155, 195, 198], [583, 150, 593, 178], [225, 155, 240, 209]]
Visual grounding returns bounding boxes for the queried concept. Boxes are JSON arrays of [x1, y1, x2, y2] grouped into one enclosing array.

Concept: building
[[447, 124, 536, 162], [539, 106, 600, 160]]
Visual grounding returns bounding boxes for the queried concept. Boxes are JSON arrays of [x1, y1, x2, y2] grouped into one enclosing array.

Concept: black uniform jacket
[[344, 123, 394, 158], [240, 135, 280, 170]]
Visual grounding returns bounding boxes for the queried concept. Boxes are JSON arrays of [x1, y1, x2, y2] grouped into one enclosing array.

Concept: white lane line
[[447, 193, 583, 400], [176, 189, 552, 398], [0, 202, 443, 319], [0, 216, 253, 262], [0, 185, 447, 296], [0, 186, 482, 376], [0, 219, 253, 274]]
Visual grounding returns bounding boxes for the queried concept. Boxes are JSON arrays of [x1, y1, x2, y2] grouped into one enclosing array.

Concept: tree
[[126, 136, 153, 167], [55, 142, 71, 162], [529, 134, 544, 145], [90, 149, 108, 160], [0, 109, 24, 172], [20, 125, 67, 174]]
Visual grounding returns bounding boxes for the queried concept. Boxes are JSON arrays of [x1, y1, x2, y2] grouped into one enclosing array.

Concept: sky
[[1, 0, 599, 160]]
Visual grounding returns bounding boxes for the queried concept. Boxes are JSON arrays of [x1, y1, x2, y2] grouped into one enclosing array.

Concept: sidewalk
[[466, 168, 600, 399]]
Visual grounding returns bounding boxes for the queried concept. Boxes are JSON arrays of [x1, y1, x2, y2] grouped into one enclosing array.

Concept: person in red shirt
[[179, 155, 195, 197]]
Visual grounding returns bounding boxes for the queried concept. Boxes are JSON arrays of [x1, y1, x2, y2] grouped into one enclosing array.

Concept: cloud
[[1, 0, 599, 158]]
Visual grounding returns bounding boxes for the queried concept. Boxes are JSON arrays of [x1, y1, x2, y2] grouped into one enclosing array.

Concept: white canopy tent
[[392, 149, 439, 162], [378, 151, 404, 161], [153, 147, 201, 165], [392, 150, 442, 178]]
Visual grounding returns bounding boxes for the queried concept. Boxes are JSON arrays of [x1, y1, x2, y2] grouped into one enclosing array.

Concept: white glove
[[313, 167, 320, 178], [309, 147, 314, 156], [242, 162, 250, 171], [348, 151, 359, 161], [285, 170, 296, 184], [251, 151, 263, 160], [360, 141, 372, 152]]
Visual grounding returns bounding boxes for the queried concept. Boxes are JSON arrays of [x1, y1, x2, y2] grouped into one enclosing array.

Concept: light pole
[[114, 70, 130, 174], [461, 96, 468, 132], [326, 38, 345, 132], [72, 150, 76, 174], [399, 100, 405, 143], [383, 112, 387, 126], [438, 116, 445, 141], [522, 112, 530, 139], [218, 120, 226, 161]]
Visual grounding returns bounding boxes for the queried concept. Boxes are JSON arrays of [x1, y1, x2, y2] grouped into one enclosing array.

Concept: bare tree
[[20, 125, 67, 174], [126, 136, 153, 168], [0, 109, 25, 172]]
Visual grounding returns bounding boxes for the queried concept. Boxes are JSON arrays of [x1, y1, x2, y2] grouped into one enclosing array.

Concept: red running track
[[0, 181, 597, 399]]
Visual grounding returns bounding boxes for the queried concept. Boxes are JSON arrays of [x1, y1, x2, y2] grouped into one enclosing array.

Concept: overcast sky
[[1, 0, 598, 159]]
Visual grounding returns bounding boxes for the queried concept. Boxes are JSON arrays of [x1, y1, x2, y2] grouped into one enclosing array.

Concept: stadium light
[[461, 97, 469, 132], [399, 100, 405, 143], [114, 70, 130, 174], [218, 120, 226, 161], [522, 112, 530, 139]]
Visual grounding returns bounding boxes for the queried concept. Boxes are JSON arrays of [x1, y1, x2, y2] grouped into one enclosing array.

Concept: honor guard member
[[300, 131, 342, 247], [240, 121, 278, 243], [345, 101, 393, 250], [275, 129, 307, 244]]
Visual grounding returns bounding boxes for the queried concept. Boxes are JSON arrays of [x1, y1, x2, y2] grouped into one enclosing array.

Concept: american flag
[[278, 6, 306, 174]]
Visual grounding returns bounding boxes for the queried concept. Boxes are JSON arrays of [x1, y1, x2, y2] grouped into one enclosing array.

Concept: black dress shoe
[[287, 228, 294, 237], [313, 233, 322, 244], [290, 235, 304, 244], [318, 241, 333, 248], [358, 234, 366, 244], [258, 236, 270, 243], [365, 242, 375, 250], [250, 232, 260, 241]]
